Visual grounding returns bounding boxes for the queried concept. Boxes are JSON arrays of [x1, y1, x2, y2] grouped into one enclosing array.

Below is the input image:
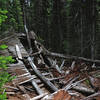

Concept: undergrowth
[[0, 44, 15, 100]]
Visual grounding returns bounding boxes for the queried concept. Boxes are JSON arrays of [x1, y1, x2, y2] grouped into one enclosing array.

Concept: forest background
[[0, 0, 100, 60]]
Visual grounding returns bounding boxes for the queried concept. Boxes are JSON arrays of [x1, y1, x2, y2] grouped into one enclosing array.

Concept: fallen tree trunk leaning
[[27, 57, 58, 92], [29, 31, 100, 64], [45, 51, 100, 64]]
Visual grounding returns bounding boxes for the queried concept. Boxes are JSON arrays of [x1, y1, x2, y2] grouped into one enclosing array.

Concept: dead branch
[[64, 76, 80, 90], [71, 61, 76, 70], [60, 60, 65, 70]]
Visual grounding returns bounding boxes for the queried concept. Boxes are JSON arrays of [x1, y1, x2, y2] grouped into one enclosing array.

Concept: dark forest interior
[[0, 0, 100, 59], [0, 0, 100, 100]]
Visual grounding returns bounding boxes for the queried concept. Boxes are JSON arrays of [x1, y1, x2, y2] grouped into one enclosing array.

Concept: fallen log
[[28, 31, 100, 64], [27, 57, 58, 92], [46, 52, 100, 64], [30, 34, 100, 65]]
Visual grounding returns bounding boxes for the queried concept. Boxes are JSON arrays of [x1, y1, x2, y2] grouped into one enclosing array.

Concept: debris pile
[[1, 32, 100, 100]]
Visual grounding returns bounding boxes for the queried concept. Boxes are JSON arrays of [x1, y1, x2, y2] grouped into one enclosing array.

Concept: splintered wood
[[1, 32, 100, 100]]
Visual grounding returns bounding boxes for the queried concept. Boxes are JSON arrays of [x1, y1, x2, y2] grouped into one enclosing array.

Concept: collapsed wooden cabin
[[0, 32, 100, 100]]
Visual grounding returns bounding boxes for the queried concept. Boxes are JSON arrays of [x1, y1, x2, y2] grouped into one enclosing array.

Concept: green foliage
[[85, 79, 90, 86], [0, 9, 8, 26], [63, 40, 69, 53], [67, 0, 72, 2], [0, 44, 8, 50], [0, 0, 24, 32], [97, 0, 100, 2], [37, 36, 44, 43], [0, 44, 15, 100], [0, 92, 6, 100], [7, 0, 24, 32]]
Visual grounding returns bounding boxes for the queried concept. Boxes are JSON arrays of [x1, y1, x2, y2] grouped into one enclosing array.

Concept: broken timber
[[29, 31, 100, 64], [15, 44, 58, 92], [27, 57, 58, 92], [46, 52, 100, 64]]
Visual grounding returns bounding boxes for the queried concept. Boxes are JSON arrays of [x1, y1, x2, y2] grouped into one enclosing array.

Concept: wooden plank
[[15, 44, 22, 60], [30, 93, 48, 100]]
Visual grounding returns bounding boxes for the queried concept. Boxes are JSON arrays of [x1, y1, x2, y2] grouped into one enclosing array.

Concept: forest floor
[[1, 33, 100, 100]]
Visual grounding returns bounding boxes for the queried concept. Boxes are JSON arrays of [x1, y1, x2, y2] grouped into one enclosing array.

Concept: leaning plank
[[19, 77, 33, 85], [6, 92, 15, 95], [15, 44, 22, 60], [22, 64, 44, 95], [4, 85, 19, 91], [48, 76, 65, 82], [30, 93, 48, 100], [27, 57, 58, 92], [17, 73, 30, 78]]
